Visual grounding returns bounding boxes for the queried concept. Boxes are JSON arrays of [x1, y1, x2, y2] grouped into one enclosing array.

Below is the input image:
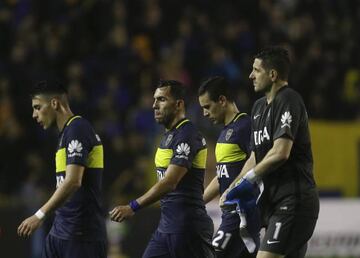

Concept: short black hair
[[157, 80, 187, 101], [255, 46, 290, 80], [30, 80, 67, 98], [198, 76, 234, 102]]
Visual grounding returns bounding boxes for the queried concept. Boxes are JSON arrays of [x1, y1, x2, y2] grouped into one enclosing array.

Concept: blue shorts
[[142, 229, 215, 258], [42, 234, 107, 258]]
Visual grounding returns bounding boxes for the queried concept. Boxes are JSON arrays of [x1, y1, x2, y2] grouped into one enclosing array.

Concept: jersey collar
[[171, 118, 189, 130], [60, 115, 81, 134], [225, 113, 246, 127]]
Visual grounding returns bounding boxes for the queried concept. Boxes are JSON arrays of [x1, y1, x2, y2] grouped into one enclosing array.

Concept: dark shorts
[[260, 189, 319, 257], [212, 228, 258, 258], [42, 234, 107, 258], [213, 210, 260, 258], [260, 213, 317, 257], [142, 229, 215, 258]]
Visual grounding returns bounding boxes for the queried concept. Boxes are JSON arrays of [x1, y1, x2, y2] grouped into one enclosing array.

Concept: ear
[[269, 69, 278, 82], [218, 95, 227, 106], [176, 99, 185, 110], [50, 98, 59, 110]]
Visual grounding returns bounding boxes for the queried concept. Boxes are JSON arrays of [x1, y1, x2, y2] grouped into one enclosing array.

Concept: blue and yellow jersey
[[155, 118, 213, 233], [50, 116, 106, 241], [216, 113, 251, 194], [216, 113, 251, 231]]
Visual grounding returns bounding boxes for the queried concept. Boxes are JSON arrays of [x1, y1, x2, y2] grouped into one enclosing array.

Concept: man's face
[[249, 58, 272, 93], [198, 92, 224, 125], [32, 95, 56, 130], [152, 86, 177, 128]]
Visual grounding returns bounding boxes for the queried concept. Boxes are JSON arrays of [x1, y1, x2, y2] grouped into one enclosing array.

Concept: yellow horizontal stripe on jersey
[[215, 143, 247, 163], [155, 148, 173, 168], [192, 148, 207, 169], [87, 145, 104, 168], [56, 148, 66, 173]]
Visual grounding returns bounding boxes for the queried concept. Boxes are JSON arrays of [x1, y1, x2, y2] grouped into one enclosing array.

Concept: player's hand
[[17, 215, 43, 237], [109, 205, 135, 223], [226, 178, 254, 201], [221, 198, 238, 213]]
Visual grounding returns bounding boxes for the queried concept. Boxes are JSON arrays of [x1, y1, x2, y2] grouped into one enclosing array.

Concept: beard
[[155, 110, 176, 129]]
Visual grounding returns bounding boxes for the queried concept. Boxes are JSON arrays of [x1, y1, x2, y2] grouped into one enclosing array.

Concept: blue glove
[[223, 195, 257, 214], [226, 178, 254, 201], [223, 197, 256, 229]]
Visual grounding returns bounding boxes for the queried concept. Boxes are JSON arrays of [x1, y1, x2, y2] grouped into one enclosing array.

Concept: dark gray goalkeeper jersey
[[250, 86, 319, 219]]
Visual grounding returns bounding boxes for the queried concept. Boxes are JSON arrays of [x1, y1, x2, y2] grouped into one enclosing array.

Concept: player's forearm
[[229, 154, 256, 189], [136, 180, 176, 208], [253, 148, 288, 178], [40, 180, 80, 215], [239, 156, 257, 179], [203, 176, 219, 204]]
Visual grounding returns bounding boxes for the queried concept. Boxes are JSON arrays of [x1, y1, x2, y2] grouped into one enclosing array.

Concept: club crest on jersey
[[165, 134, 173, 146], [175, 142, 190, 159], [67, 140, 83, 157], [225, 129, 233, 141], [281, 111, 292, 128]]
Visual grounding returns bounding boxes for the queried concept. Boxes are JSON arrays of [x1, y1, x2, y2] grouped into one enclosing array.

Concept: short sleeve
[[64, 122, 92, 166], [170, 132, 198, 169], [273, 94, 302, 141]]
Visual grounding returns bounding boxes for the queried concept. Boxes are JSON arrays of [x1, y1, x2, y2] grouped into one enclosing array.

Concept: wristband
[[129, 200, 141, 212], [35, 209, 45, 220], [244, 168, 257, 184]]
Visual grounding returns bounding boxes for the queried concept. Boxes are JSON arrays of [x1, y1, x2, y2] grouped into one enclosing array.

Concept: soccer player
[[198, 76, 260, 258], [17, 80, 107, 258], [110, 80, 215, 258], [222, 46, 320, 258]]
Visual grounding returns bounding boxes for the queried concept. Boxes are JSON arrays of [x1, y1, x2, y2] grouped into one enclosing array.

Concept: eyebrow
[[154, 95, 167, 100]]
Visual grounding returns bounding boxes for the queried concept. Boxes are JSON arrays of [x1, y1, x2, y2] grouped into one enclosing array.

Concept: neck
[[166, 113, 186, 131], [224, 102, 239, 126], [265, 80, 288, 104], [56, 106, 74, 131]]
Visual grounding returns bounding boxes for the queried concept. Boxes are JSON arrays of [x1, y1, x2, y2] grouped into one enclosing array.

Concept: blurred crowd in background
[[0, 0, 359, 255]]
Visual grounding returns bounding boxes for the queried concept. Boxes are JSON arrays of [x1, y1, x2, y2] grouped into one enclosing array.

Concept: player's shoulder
[[65, 116, 94, 136], [174, 119, 204, 143], [174, 118, 198, 135], [68, 116, 92, 128], [231, 113, 251, 129], [276, 86, 303, 103], [236, 113, 251, 123]]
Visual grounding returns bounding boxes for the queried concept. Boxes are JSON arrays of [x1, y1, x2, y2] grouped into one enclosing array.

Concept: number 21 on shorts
[[212, 230, 232, 250]]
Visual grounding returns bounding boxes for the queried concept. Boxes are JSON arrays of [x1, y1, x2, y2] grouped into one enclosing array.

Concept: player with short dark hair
[[110, 80, 215, 258], [199, 76, 260, 258], [222, 46, 319, 258], [18, 80, 107, 258]]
